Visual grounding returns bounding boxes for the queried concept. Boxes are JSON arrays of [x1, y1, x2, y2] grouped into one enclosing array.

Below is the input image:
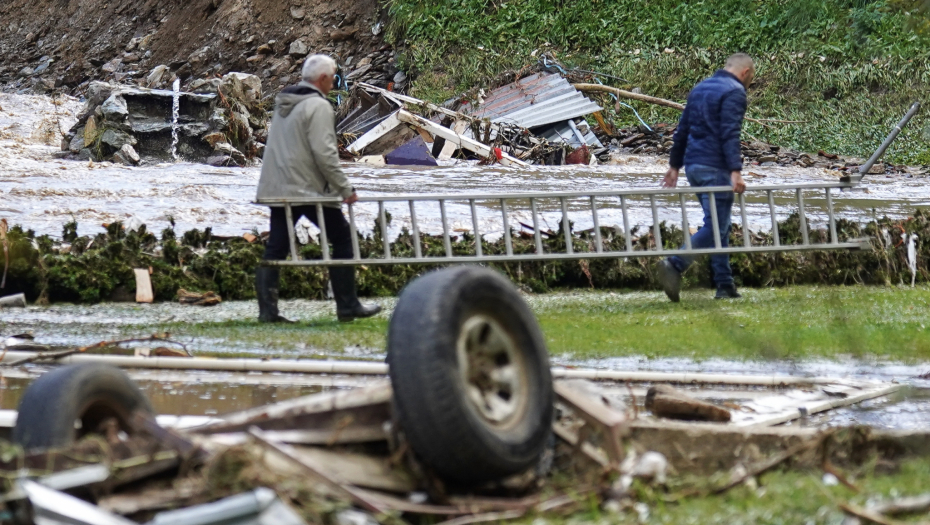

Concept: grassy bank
[[387, 0, 930, 164], [13, 286, 930, 363]]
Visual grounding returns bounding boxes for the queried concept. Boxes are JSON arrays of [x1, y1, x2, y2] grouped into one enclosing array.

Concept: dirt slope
[[0, 0, 392, 95]]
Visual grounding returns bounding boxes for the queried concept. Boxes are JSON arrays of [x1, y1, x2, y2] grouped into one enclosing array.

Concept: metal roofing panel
[[463, 73, 602, 129]]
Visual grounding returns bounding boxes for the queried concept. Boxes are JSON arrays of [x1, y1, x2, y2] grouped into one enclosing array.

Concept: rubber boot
[[330, 266, 382, 322], [715, 283, 742, 300], [255, 266, 293, 323]]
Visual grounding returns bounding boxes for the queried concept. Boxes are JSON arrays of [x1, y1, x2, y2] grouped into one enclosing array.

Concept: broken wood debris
[[645, 384, 732, 423]]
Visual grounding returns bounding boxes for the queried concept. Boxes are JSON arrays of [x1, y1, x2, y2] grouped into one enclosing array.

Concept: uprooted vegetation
[[4, 209, 930, 305]]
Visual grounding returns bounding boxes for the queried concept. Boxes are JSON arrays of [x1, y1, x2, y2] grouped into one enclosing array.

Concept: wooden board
[[134, 268, 153, 303]]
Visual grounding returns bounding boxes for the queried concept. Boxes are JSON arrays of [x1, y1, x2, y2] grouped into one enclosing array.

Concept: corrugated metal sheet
[[462, 72, 602, 129], [539, 121, 604, 149]]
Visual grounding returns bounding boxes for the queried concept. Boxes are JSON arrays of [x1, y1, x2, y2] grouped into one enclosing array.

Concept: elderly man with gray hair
[[255, 54, 381, 323]]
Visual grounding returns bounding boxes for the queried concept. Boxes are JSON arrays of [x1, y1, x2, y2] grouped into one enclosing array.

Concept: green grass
[[524, 456, 930, 524], [387, 0, 930, 164], [115, 285, 930, 363]]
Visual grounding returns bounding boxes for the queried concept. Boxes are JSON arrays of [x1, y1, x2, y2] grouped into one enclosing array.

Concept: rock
[[202, 132, 227, 148], [113, 144, 140, 165], [101, 94, 129, 121], [220, 72, 262, 104], [288, 39, 309, 57], [33, 59, 52, 75], [393, 70, 407, 84], [207, 154, 233, 166], [146, 65, 169, 87], [214, 142, 247, 165], [645, 385, 731, 422], [257, 44, 273, 55], [346, 64, 371, 80], [758, 155, 778, 163], [290, 6, 306, 20], [101, 58, 122, 73], [331, 28, 357, 42], [869, 163, 885, 174], [189, 78, 223, 94], [19, 66, 34, 76], [123, 53, 141, 63], [100, 128, 137, 149], [78, 148, 94, 161], [68, 130, 85, 153]]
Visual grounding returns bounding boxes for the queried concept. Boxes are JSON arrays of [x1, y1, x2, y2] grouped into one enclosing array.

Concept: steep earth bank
[[0, 0, 395, 95]]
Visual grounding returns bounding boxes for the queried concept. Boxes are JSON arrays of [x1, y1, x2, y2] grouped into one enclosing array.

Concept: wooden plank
[[396, 110, 529, 168], [195, 381, 392, 434], [347, 112, 404, 155], [134, 268, 153, 303], [290, 446, 417, 493], [250, 428, 388, 514], [438, 120, 469, 160], [554, 380, 627, 467]]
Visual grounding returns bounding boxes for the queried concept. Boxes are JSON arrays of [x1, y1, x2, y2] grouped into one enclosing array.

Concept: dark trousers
[[264, 206, 353, 261]]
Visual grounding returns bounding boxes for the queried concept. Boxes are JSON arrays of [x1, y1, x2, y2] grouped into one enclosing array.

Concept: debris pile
[[336, 73, 605, 166], [60, 73, 267, 166]]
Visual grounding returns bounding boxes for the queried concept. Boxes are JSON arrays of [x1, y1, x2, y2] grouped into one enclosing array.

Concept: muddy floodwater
[[2, 92, 929, 241]]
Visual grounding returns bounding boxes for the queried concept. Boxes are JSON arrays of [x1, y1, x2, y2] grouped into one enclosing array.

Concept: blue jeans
[[669, 165, 734, 286]]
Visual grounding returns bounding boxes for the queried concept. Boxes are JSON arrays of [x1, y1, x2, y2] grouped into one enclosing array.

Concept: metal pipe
[[0, 351, 870, 387], [348, 204, 361, 260], [709, 192, 722, 249], [560, 197, 573, 255], [439, 199, 452, 257], [264, 240, 868, 266], [501, 199, 513, 256], [470, 199, 482, 257], [255, 181, 856, 205], [284, 204, 299, 261], [409, 200, 422, 259], [768, 190, 780, 246], [679, 194, 691, 250], [621, 196, 633, 252], [378, 201, 391, 259], [739, 193, 751, 248], [826, 188, 838, 244], [650, 195, 662, 250], [856, 101, 921, 180], [591, 196, 603, 253], [316, 204, 330, 262], [531, 198, 543, 255], [796, 189, 809, 246]]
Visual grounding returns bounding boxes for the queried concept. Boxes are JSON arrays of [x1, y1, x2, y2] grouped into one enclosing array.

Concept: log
[[645, 385, 731, 422]]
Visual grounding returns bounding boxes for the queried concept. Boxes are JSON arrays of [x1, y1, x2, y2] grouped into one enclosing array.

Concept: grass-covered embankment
[[387, 0, 930, 164]]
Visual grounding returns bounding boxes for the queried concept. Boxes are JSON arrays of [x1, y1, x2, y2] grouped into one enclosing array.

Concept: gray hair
[[301, 54, 337, 82], [725, 53, 755, 71]]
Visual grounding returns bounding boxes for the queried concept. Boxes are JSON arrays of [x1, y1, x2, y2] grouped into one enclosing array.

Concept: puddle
[[0, 368, 379, 417], [2, 92, 930, 241]]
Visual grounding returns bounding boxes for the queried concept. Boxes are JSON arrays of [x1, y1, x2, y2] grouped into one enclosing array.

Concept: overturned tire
[[388, 266, 553, 484], [13, 363, 154, 451]]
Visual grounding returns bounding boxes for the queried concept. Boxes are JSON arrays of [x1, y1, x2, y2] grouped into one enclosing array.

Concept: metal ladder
[[257, 102, 919, 268]]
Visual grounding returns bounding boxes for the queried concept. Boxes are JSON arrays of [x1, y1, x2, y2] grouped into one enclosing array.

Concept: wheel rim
[[456, 314, 528, 428]]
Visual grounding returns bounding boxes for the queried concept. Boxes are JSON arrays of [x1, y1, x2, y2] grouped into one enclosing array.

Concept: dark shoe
[[715, 283, 742, 300], [329, 266, 382, 321], [656, 259, 681, 303], [337, 303, 383, 322], [256, 266, 294, 323]]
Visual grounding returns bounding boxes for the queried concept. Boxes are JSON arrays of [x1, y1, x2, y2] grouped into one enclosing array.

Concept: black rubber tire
[[12, 363, 154, 451], [388, 266, 553, 484]]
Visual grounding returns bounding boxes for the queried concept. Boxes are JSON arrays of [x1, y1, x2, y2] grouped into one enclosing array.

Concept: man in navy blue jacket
[[657, 53, 754, 302]]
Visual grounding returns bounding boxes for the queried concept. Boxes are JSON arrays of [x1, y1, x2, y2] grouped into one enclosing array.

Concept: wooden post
[[134, 268, 154, 303]]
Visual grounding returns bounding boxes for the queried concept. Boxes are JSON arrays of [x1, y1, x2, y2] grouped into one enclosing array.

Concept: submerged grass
[[46, 285, 930, 363]]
